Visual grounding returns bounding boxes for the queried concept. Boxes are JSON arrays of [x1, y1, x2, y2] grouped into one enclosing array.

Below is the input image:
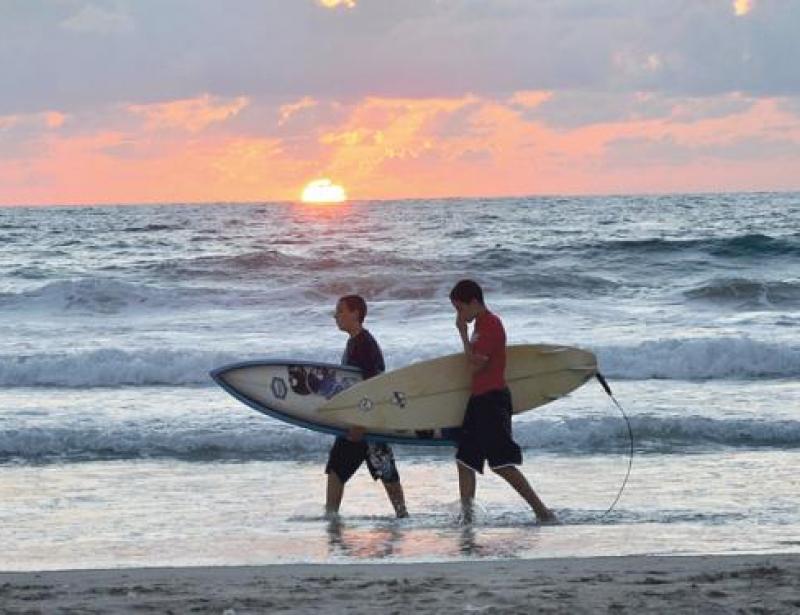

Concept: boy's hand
[[455, 314, 468, 337]]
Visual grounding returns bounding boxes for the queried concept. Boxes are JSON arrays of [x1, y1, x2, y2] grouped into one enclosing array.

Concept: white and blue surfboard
[[210, 360, 460, 445]]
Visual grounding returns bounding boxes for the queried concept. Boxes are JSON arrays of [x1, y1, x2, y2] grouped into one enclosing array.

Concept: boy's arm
[[345, 336, 382, 442], [456, 315, 488, 373]]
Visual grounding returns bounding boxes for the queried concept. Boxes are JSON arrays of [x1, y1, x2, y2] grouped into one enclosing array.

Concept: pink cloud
[[127, 95, 249, 133], [1, 90, 799, 206]]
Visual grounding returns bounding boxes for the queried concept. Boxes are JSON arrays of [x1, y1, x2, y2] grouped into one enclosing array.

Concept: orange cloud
[[310, 92, 800, 198], [278, 96, 318, 126], [0, 110, 67, 131], [317, 96, 478, 191], [317, 0, 356, 8], [45, 112, 67, 128], [509, 91, 553, 109], [128, 94, 249, 133], [0, 115, 19, 130], [1, 90, 800, 206]]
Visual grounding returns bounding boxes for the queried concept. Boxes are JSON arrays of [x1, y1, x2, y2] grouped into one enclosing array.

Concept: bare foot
[[324, 507, 341, 522], [537, 509, 560, 525]]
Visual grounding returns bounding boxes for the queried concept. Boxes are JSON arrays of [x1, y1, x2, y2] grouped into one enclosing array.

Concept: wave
[[516, 415, 800, 452], [494, 272, 619, 297], [596, 337, 800, 380], [3, 414, 800, 464], [308, 276, 452, 301], [0, 349, 241, 387], [707, 233, 800, 258], [597, 233, 800, 259], [0, 277, 447, 314], [1, 336, 798, 387], [0, 279, 230, 313], [121, 223, 183, 232], [142, 250, 308, 279], [684, 278, 800, 308], [143, 249, 436, 281]]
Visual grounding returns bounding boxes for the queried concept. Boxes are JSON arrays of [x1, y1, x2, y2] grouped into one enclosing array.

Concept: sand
[[2, 554, 799, 614]]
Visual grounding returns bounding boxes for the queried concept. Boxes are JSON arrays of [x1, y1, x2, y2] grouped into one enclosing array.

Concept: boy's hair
[[339, 294, 368, 323], [449, 279, 484, 305]]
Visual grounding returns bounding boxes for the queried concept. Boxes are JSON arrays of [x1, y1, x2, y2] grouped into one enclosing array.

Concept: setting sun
[[300, 178, 347, 203]]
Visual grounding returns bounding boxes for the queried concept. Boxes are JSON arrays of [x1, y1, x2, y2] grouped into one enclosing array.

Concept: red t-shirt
[[470, 310, 506, 395]]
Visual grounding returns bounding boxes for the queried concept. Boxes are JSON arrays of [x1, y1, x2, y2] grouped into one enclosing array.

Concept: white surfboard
[[316, 344, 597, 430], [210, 360, 463, 445]]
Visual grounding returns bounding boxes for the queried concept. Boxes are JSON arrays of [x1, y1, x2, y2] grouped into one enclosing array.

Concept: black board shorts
[[326, 437, 400, 484], [456, 387, 522, 474]]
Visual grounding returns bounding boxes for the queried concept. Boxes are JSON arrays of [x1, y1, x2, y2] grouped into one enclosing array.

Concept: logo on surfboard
[[391, 391, 407, 408], [271, 377, 288, 400]]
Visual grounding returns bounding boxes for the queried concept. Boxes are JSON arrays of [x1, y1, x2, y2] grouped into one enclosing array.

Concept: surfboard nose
[[209, 363, 234, 385]]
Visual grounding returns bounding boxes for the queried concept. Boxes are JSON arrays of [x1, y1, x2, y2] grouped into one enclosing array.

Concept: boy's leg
[[325, 437, 368, 515], [481, 388, 556, 522], [492, 465, 556, 522], [457, 461, 476, 500], [455, 395, 484, 523], [325, 472, 345, 515], [366, 443, 408, 518], [382, 481, 408, 518], [457, 462, 477, 522]]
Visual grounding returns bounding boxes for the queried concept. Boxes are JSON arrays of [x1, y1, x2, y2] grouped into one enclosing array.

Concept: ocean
[[2, 193, 799, 571]]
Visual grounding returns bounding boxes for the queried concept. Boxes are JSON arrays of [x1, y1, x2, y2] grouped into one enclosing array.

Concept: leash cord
[[596, 373, 634, 516]]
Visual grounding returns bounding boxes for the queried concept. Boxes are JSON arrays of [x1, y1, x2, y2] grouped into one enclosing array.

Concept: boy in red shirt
[[450, 279, 556, 524]]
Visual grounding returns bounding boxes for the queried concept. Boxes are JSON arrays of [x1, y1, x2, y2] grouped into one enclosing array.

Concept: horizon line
[[2, 188, 798, 209]]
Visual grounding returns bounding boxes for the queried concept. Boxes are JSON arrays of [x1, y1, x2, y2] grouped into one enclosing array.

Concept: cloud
[[278, 97, 319, 126], [3, 89, 800, 204], [60, 3, 134, 34], [127, 95, 249, 133], [0, 109, 67, 144], [519, 92, 674, 130], [2, 1, 800, 117], [45, 112, 67, 128], [778, 96, 800, 118], [317, 0, 356, 8]]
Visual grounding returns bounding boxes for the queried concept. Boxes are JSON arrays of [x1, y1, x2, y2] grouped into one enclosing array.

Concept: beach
[[3, 554, 799, 614], [2, 197, 799, 610]]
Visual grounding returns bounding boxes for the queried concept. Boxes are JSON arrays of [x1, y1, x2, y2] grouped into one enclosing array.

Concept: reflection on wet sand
[[326, 515, 543, 560], [327, 518, 403, 558]]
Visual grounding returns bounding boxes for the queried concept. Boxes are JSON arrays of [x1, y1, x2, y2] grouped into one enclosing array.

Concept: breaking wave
[[0, 336, 797, 388], [684, 278, 800, 308], [3, 414, 800, 464]]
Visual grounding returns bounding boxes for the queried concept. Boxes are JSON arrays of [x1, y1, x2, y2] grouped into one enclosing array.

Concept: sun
[[300, 178, 347, 203]]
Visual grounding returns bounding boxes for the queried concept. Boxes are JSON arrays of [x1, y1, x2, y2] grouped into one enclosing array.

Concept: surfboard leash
[[596, 372, 634, 517]]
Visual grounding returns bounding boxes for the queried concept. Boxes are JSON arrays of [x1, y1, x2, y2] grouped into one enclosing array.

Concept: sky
[[1, 0, 800, 205]]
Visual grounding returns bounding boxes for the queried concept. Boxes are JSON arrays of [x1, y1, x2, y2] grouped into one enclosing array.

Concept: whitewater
[[1, 193, 799, 571]]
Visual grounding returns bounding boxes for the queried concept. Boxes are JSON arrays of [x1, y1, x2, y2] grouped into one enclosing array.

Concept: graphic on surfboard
[[211, 344, 597, 446]]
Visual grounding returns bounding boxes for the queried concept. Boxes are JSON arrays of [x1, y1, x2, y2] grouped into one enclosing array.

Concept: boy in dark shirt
[[325, 294, 408, 518], [450, 279, 556, 524]]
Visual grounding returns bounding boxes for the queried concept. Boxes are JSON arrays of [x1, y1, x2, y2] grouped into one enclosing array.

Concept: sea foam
[[1, 336, 797, 387]]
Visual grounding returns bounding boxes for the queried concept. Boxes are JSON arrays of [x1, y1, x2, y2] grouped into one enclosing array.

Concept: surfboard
[[316, 344, 597, 430], [211, 344, 596, 445], [210, 360, 461, 445]]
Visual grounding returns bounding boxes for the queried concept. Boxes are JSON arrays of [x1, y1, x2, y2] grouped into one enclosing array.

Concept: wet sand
[[2, 553, 799, 614]]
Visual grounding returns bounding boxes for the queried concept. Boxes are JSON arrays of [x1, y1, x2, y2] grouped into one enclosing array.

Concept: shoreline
[[3, 553, 799, 614]]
